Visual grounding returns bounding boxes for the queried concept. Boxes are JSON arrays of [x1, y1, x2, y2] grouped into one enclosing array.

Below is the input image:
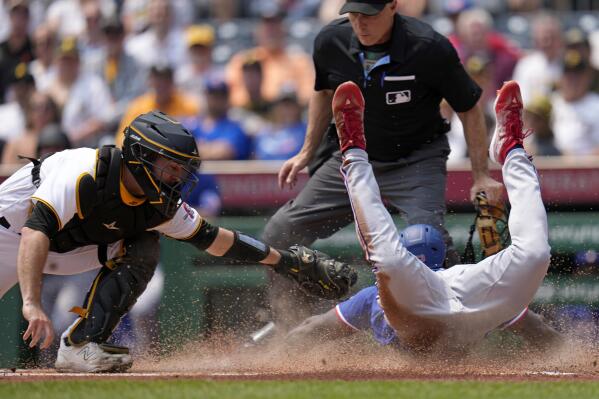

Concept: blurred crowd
[[2, 0, 599, 171]]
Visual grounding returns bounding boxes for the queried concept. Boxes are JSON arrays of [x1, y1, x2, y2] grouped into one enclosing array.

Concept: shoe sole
[[55, 363, 133, 373], [55, 357, 133, 373], [333, 81, 365, 112], [494, 80, 520, 114], [332, 81, 366, 152]]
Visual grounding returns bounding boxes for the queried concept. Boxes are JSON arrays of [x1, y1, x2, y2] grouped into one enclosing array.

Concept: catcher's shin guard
[[66, 232, 160, 345]]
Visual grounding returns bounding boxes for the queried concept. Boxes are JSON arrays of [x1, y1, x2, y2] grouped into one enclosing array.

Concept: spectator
[[229, 57, 271, 137], [239, 57, 270, 116], [225, 9, 314, 108], [429, 0, 502, 16], [318, 0, 427, 22], [125, 0, 187, 70], [286, 0, 322, 20], [254, 88, 306, 160], [30, 24, 56, 91], [191, 76, 251, 160], [202, 0, 240, 21], [513, 13, 563, 105], [450, 8, 520, 92], [175, 24, 219, 105], [0, 62, 35, 142], [463, 54, 496, 111], [563, 28, 599, 94], [507, 0, 542, 12], [439, 0, 473, 30], [122, 0, 195, 34], [443, 54, 495, 162], [0, 0, 34, 103], [2, 92, 60, 164], [88, 17, 145, 127], [41, 36, 114, 147], [20, 0, 46, 32], [523, 96, 560, 156], [78, 0, 105, 71], [36, 123, 72, 157], [0, 2, 8, 43], [551, 46, 599, 156], [46, 0, 116, 38], [115, 64, 200, 146], [246, 1, 277, 18], [396, 0, 427, 17], [318, 0, 345, 23], [186, 173, 222, 217]]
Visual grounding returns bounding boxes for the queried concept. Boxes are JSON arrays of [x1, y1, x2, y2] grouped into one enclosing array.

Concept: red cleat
[[489, 80, 532, 165], [332, 81, 366, 153]]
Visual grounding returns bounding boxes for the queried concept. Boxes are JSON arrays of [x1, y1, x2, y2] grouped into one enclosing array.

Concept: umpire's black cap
[[339, 0, 393, 16]]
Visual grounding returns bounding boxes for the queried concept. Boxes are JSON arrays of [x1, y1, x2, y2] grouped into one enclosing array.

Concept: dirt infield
[[2, 335, 599, 382]]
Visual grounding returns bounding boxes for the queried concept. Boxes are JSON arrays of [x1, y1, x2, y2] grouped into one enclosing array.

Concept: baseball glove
[[276, 245, 358, 300], [463, 192, 511, 263]]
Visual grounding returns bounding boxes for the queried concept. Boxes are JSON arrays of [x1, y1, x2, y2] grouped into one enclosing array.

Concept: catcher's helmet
[[122, 111, 201, 218], [399, 224, 446, 271]]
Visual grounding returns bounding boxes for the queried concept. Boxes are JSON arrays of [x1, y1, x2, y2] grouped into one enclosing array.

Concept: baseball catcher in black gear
[[10, 110, 358, 374]]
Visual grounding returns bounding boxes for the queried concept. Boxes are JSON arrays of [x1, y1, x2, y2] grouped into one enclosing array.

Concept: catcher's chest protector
[[49, 146, 168, 253]]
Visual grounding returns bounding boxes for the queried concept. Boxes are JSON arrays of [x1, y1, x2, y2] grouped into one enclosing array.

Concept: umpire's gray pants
[[262, 135, 453, 327], [263, 135, 453, 250]]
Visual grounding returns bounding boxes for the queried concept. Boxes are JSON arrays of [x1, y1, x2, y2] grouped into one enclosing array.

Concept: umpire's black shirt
[[314, 14, 482, 161]]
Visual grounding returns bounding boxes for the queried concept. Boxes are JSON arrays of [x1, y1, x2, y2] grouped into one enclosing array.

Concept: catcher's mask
[[122, 111, 201, 218], [400, 224, 446, 271]]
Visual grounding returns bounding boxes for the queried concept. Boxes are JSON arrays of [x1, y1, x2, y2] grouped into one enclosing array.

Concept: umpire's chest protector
[[50, 146, 169, 253]]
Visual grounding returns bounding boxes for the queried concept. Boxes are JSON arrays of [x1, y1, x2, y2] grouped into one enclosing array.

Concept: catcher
[[286, 80, 561, 355], [0, 111, 356, 372]]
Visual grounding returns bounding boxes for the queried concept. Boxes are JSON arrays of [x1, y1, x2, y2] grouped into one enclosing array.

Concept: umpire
[[261, 0, 503, 325]]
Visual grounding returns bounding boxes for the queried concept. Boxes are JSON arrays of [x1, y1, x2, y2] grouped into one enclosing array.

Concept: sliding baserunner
[[287, 80, 560, 355]]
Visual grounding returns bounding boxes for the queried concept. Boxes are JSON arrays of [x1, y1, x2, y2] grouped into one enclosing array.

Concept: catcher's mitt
[[463, 192, 511, 263], [276, 245, 357, 300]]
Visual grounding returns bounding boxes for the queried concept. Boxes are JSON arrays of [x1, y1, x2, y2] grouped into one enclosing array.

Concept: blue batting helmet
[[399, 224, 446, 271]]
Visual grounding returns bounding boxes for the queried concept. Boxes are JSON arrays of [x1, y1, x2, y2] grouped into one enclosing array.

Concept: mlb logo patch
[[386, 90, 411, 105], [182, 202, 196, 221]]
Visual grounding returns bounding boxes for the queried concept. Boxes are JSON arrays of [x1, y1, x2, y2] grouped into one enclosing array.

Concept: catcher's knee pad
[[67, 232, 160, 345]]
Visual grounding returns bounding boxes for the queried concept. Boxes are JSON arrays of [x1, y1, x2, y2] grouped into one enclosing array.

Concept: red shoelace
[[502, 100, 533, 144]]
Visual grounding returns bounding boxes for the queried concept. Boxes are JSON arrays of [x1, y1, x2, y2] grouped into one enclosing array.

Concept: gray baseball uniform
[[342, 146, 550, 352]]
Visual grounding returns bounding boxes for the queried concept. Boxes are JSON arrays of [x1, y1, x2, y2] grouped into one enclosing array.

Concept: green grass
[[2, 380, 599, 399]]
